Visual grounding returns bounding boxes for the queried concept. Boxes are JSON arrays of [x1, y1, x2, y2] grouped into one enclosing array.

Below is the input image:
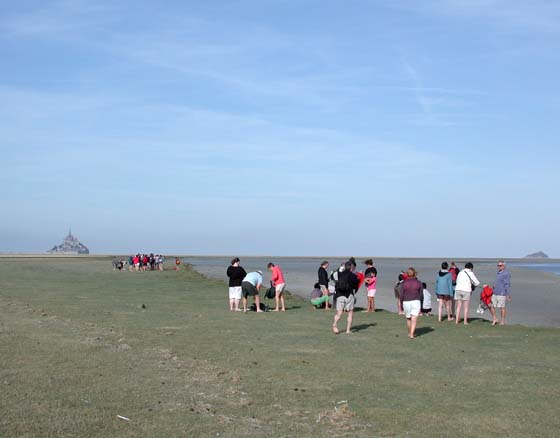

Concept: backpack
[[265, 286, 276, 299], [250, 303, 269, 312], [336, 271, 353, 293]]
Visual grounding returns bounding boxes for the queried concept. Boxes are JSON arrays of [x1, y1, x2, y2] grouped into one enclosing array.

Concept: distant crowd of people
[[111, 254, 166, 271], [226, 257, 512, 339]]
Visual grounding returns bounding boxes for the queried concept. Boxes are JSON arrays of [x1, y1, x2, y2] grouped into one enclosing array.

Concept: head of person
[[321, 260, 329, 268], [497, 260, 506, 271], [344, 261, 353, 271], [407, 267, 417, 278], [422, 282, 427, 289], [267, 262, 275, 271], [451, 261, 457, 267], [441, 261, 449, 270], [314, 282, 320, 289], [364, 258, 373, 266], [348, 257, 357, 269], [465, 262, 474, 270], [231, 257, 240, 266]]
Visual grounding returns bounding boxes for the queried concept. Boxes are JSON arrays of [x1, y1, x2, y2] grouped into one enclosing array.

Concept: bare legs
[[446, 299, 453, 320], [229, 298, 241, 311], [397, 297, 404, 315], [406, 315, 418, 338], [274, 292, 286, 312], [242, 294, 263, 312], [455, 300, 469, 324], [490, 306, 507, 325], [438, 298, 454, 322], [332, 309, 353, 334], [367, 296, 376, 312]]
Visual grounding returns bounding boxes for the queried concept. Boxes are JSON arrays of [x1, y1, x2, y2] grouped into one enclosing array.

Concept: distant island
[[47, 230, 89, 255], [524, 251, 549, 259]]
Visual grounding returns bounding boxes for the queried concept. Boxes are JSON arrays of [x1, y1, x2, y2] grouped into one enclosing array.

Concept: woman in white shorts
[[399, 268, 423, 339], [226, 258, 247, 311]]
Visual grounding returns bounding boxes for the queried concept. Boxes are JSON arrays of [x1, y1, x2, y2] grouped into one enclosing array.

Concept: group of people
[[428, 260, 511, 326], [226, 258, 287, 312], [225, 256, 512, 338], [111, 254, 166, 271]]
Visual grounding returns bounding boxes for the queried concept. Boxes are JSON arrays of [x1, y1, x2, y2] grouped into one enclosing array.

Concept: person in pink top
[[267, 262, 286, 312]]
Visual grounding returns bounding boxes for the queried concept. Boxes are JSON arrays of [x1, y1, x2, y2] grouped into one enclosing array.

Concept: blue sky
[[1, 0, 559, 257]]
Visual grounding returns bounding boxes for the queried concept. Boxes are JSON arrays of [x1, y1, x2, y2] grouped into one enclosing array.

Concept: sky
[[1, 0, 559, 257]]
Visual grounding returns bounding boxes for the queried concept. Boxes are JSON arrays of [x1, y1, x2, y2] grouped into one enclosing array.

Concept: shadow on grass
[[352, 323, 377, 332], [415, 326, 435, 337]]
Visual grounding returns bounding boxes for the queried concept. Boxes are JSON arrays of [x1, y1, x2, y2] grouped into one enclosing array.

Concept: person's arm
[[506, 271, 511, 299], [472, 272, 480, 287]]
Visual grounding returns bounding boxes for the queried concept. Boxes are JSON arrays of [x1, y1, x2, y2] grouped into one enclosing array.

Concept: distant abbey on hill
[[524, 251, 549, 259], [48, 230, 90, 255]]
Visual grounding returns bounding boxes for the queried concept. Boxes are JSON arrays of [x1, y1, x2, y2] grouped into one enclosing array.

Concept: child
[[310, 282, 329, 309], [421, 282, 432, 316], [364, 270, 378, 312]]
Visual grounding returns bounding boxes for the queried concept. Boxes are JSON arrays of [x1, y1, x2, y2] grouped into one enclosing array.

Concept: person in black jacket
[[332, 261, 359, 334], [226, 257, 246, 311], [317, 260, 330, 310]]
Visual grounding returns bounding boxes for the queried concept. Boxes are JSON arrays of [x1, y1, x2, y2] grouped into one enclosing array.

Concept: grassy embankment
[[0, 257, 559, 437]]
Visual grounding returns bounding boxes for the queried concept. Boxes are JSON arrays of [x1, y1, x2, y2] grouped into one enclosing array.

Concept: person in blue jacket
[[435, 262, 454, 322]]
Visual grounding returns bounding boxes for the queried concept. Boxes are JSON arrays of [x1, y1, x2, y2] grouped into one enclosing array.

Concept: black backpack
[[337, 271, 352, 293], [265, 286, 276, 299], [250, 303, 269, 312]]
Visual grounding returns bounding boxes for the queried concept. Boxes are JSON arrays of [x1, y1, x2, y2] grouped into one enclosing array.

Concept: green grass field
[[1, 257, 559, 437]]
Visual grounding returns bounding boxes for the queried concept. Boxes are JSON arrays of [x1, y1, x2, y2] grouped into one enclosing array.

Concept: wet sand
[[184, 256, 560, 328]]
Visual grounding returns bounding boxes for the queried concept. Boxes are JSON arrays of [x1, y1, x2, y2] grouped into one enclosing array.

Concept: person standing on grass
[[490, 260, 511, 325], [318, 261, 330, 310], [364, 259, 378, 312], [268, 262, 286, 312], [421, 282, 432, 316], [332, 261, 359, 334], [226, 257, 246, 312], [394, 273, 405, 315], [399, 268, 423, 339], [435, 262, 454, 322], [454, 262, 480, 325], [241, 270, 264, 313]]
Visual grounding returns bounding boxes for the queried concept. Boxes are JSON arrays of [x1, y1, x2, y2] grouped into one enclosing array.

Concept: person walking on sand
[[489, 260, 511, 325], [454, 262, 480, 325], [241, 270, 264, 313], [226, 257, 246, 312], [332, 261, 359, 334], [268, 262, 286, 312], [318, 261, 330, 310], [435, 262, 454, 322], [400, 268, 423, 339]]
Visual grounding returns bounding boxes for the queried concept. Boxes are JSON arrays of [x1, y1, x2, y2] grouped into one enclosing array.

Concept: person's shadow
[[415, 326, 434, 337], [352, 323, 377, 332]]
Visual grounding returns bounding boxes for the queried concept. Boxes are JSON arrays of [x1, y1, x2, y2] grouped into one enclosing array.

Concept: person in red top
[[267, 262, 286, 312], [449, 261, 459, 286]]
